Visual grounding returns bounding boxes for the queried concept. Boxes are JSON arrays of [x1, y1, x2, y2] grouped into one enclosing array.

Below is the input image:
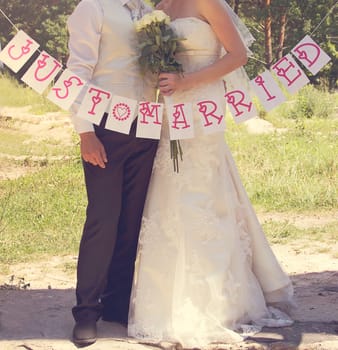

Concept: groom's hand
[[80, 132, 108, 169]]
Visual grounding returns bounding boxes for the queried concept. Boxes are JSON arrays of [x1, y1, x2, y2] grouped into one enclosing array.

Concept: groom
[[66, 0, 157, 346]]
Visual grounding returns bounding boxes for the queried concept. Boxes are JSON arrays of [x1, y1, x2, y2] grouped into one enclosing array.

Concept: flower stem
[[170, 140, 183, 173], [155, 88, 160, 103], [159, 93, 184, 173]]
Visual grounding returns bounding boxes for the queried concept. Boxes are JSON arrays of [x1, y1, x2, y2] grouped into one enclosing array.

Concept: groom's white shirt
[[67, 0, 152, 133]]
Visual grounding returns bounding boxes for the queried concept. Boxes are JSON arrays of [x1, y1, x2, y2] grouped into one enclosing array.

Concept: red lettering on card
[[197, 100, 223, 126], [254, 75, 276, 101], [272, 56, 302, 87], [293, 43, 321, 68], [8, 39, 34, 60], [88, 88, 111, 115], [52, 76, 84, 99], [34, 53, 62, 82], [171, 104, 191, 130], [139, 102, 162, 125], [224, 90, 252, 116]]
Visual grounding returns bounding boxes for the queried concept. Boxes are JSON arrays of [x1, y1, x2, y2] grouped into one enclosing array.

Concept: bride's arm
[[159, 0, 248, 96]]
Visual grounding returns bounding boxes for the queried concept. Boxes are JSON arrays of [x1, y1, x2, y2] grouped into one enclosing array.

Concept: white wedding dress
[[128, 17, 294, 348]]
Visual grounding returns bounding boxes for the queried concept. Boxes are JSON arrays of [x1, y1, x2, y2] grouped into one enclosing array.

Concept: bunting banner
[[0, 30, 39, 73], [292, 35, 332, 75], [105, 96, 139, 134], [77, 84, 112, 126], [21, 51, 63, 94], [224, 87, 258, 124], [47, 69, 85, 110], [0, 11, 332, 140], [167, 102, 195, 140], [136, 102, 164, 139], [250, 70, 287, 111], [196, 99, 226, 134]]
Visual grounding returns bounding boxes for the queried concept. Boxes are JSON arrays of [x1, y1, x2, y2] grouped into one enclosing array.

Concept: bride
[[128, 0, 294, 347]]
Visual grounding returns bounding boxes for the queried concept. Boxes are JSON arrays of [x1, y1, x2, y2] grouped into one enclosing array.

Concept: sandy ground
[[0, 108, 337, 349], [0, 242, 337, 350]]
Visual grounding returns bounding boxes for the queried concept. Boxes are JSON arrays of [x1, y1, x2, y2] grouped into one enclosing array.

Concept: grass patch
[[0, 107, 77, 158], [257, 85, 337, 121], [0, 128, 76, 157], [263, 219, 337, 258], [0, 73, 60, 114], [263, 220, 337, 244], [0, 129, 30, 155], [225, 115, 337, 211], [62, 260, 77, 273], [0, 160, 86, 265]]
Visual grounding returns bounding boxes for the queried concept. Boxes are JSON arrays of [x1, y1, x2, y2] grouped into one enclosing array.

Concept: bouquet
[[135, 10, 184, 172]]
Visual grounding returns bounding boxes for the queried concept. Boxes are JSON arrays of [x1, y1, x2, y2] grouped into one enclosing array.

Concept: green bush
[[273, 85, 336, 120]]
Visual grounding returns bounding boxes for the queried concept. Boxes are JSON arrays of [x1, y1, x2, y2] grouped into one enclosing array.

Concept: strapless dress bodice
[[171, 17, 222, 73]]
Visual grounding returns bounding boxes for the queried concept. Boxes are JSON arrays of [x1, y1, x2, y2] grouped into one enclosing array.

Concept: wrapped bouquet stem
[[170, 131, 183, 172], [135, 10, 184, 172]]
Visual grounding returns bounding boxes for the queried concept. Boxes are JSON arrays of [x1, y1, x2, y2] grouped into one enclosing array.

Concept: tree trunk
[[264, 0, 273, 68], [234, 0, 240, 14], [276, 7, 288, 60]]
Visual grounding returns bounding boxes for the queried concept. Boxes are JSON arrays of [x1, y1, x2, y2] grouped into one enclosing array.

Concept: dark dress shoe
[[72, 320, 97, 347]]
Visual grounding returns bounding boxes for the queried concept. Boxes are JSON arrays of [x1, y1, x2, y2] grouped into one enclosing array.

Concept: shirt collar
[[120, 0, 129, 6], [120, 0, 143, 6]]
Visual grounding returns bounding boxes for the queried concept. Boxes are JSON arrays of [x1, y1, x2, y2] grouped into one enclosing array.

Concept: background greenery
[[0, 0, 336, 89]]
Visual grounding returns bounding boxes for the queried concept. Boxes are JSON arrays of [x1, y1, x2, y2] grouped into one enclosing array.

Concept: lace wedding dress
[[128, 17, 294, 348]]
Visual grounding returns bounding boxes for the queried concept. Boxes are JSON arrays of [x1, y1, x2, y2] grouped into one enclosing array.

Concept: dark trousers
[[72, 120, 158, 322]]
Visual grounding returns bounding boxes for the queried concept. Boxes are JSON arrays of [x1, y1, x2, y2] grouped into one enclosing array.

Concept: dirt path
[[0, 106, 74, 180], [0, 241, 337, 350]]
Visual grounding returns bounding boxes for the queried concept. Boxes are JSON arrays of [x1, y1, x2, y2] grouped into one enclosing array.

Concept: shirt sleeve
[[66, 0, 103, 134]]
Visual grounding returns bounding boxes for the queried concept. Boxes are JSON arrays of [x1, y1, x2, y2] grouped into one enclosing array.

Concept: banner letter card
[[21, 51, 62, 94], [224, 88, 257, 123], [0, 30, 39, 73], [196, 100, 226, 134], [105, 96, 138, 134], [167, 102, 194, 140], [272, 54, 309, 94], [292, 35, 331, 75], [47, 69, 85, 110], [77, 84, 111, 125], [250, 70, 286, 111], [136, 101, 163, 139]]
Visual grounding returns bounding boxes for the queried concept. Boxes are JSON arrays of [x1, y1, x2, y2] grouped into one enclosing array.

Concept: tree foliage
[[0, 0, 78, 64], [228, 0, 337, 90], [0, 0, 336, 89]]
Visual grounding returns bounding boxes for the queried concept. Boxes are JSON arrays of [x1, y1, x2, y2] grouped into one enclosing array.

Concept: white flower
[[142, 15, 153, 26], [135, 20, 143, 32], [135, 10, 170, 31], [151, 10, 170, 24]]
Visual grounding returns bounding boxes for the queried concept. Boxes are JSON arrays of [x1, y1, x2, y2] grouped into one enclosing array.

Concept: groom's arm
[[67, 0, 103, 134], [67, 0, 107, 168]]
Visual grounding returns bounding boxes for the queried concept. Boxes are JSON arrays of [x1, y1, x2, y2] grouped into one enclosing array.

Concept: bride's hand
[[158, 72, 189, 96]]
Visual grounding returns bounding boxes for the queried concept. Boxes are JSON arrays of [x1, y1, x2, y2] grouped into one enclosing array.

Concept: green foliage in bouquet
[[135, 10, 185, 172], [135, 10, 184, 75]]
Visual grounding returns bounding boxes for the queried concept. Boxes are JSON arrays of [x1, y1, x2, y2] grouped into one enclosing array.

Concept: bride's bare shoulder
[[197, 0, 233, 25], [197, 0, 228, 14]]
